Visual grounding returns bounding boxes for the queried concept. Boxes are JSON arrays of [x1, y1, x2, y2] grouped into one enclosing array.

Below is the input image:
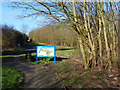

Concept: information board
[[36, 46, 56, 64]]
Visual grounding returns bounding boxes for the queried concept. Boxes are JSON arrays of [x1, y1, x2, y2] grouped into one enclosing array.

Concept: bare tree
[[10, 0, 119, 70], [21, 24, 29, 34]]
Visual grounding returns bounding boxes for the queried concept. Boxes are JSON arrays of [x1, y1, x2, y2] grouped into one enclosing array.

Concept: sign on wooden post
[[36, 46, 56, 64]]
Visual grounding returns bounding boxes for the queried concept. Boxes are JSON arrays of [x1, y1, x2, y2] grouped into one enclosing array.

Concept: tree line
[[29, 24, 79, 47], [1, 25, 28, 50], [11, 1, 119, 70]]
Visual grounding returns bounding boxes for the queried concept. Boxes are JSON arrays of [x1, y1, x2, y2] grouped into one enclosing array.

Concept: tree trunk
[[98, 11, 103, 65], [72, 0, 88, 69], [78, 37, 88, 69], [83, 2, 96, 67], [98, 2, 112, 69]]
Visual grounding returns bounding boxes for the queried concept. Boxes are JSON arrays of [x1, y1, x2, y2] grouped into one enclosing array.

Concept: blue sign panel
[[36, 46, 56, 64]]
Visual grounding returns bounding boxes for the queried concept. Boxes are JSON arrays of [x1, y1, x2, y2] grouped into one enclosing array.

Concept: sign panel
[[36, 46, 56, 64], [37, 46, 54, 57]]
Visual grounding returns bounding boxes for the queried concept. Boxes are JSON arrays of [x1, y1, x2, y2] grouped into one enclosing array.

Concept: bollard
[[25, 50, 32, 62]]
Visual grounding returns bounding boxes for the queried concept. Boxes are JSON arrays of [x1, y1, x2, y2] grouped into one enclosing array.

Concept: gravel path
[[2, 55, 62, 88]]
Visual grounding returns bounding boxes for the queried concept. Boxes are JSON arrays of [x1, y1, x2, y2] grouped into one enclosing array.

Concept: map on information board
[[36, 46, 54, 57]]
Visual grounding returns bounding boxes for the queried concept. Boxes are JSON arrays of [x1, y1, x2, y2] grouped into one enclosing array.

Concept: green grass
[[69, 76, 84, 86], [56, 46, 71, 49], [58, 49, 76, 57], [81, 74, 88, 77], [2, 48, 24, 55], [0, 55, 15, 58], [38, 57, 55, 64], [2, 66, 23, 89], [1, 54, 16, 63], [56, 46, 81, 58]]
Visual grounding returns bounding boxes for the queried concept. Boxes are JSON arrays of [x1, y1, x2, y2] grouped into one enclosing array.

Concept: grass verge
[[2, 66, 23, 89], [51, 59, 119, 88]]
